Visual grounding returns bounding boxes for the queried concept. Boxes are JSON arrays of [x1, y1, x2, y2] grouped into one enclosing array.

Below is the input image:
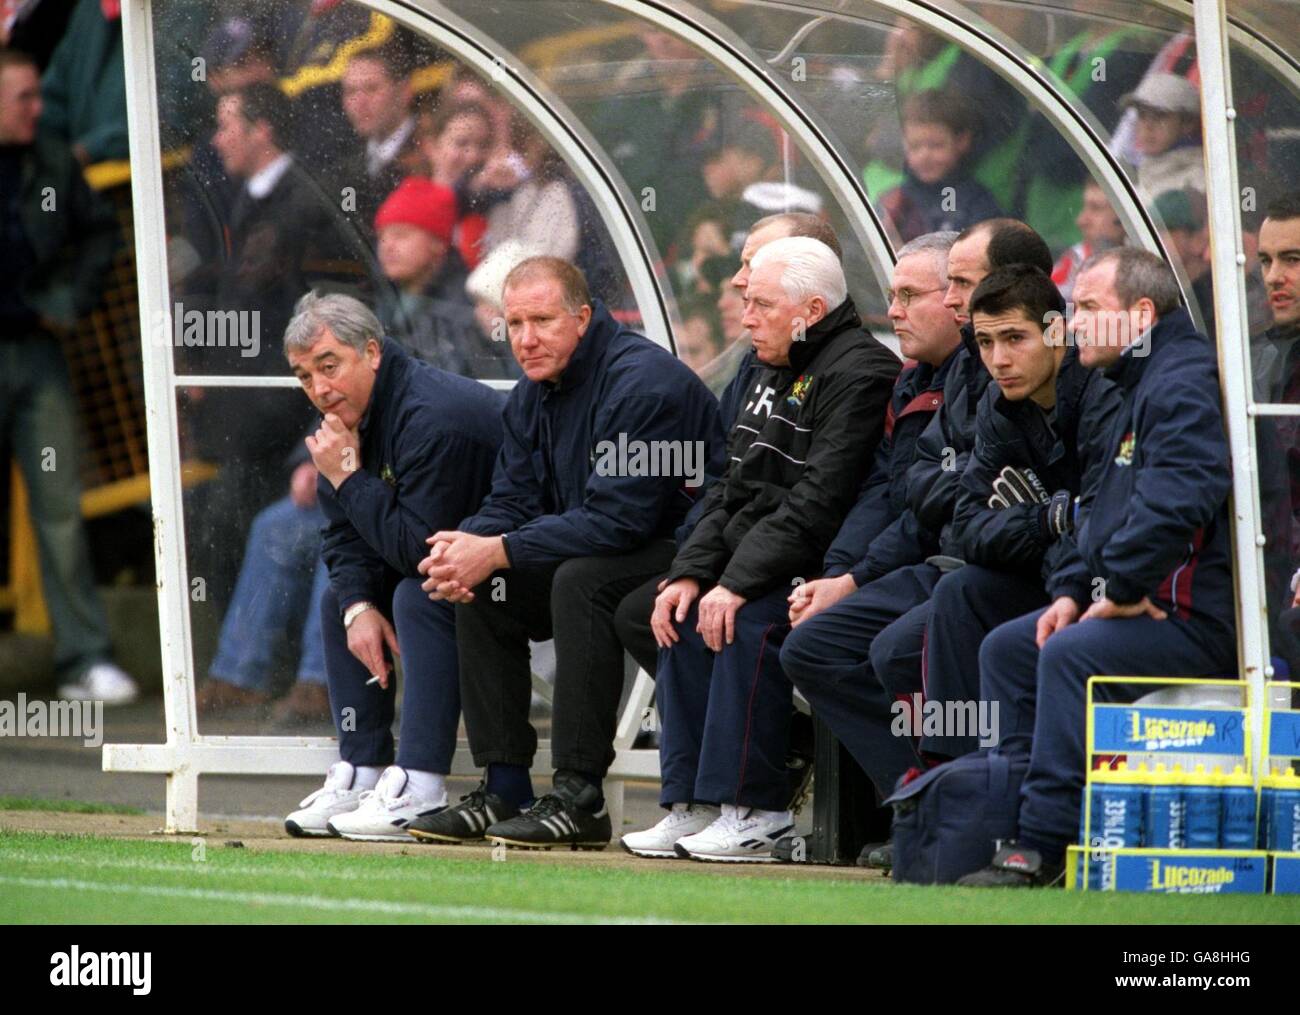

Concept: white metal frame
[[107, 0, 1282, 827], [109, 0, 671, 832], [1192, 0, 1271, 778]]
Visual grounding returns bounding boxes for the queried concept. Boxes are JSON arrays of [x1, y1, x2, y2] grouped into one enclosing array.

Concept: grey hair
[[282, 291, 383, 357], [895, 230, 958, 285], [1077, 247, 1182, 316], [749, 235, 847, 309]]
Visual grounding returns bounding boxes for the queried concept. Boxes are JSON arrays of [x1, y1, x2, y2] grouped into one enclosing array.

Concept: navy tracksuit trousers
[[779, 564, 940, 800], [919, 564, 1048, 759], [320, 578, 460, 775], [980, 607, 1235, 859], [657, 588, 794, 810]]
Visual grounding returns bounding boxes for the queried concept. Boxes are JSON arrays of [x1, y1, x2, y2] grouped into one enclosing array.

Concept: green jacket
[[17, 133, 118, 329], [40, 0, 128, 163]]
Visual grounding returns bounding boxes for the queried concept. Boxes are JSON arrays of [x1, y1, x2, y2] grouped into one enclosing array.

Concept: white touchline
[[0, 873, 683, 926]]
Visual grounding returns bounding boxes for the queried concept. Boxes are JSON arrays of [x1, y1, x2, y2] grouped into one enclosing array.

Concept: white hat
[[465, 239, 541, 308], [1121, 72, 1200, 116]]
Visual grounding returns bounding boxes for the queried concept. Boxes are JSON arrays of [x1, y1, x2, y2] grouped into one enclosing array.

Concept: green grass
[[2, 829, 1299, 924], [0, 797, 144, 815]]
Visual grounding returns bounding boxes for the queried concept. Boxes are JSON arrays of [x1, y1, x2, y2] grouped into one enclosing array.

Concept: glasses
[[887, 286, 944, 309]]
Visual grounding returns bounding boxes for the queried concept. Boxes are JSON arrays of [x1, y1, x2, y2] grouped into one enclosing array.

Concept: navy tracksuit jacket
[[979, 308, 1238, 858], [459, 300, 727, 564], [316, 339, 504, 774]]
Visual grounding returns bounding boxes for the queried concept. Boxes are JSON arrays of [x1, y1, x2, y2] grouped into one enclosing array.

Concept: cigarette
[[365, 675, 381, 686]]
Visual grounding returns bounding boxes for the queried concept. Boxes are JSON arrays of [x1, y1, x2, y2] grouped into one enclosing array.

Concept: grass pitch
[[3, 823, 1300, 924]]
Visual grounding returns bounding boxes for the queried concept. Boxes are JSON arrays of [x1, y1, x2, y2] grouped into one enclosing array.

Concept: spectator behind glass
[[418, 100, 493, 269], [1153, 187, 1213, 337], [1052, 178, 1126, 302], [0, 46, 136, 705], [482, 118, 578, 261], [878, 89, 1002, 242], [674, 295, 723, 375], [1121, 73, 1206, 198], [38, 0, 126, 164], [333, 43, 419, 231], [188, 81, 371, 610], [372, 176, 512, 379]]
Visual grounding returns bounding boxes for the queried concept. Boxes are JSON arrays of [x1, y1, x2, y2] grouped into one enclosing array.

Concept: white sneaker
[[674, 804, 795, 863], [57, 662, 138, 706], [620, 803, 721, 858], [326, 766, 448, 842], [285, 761, 368, 837]]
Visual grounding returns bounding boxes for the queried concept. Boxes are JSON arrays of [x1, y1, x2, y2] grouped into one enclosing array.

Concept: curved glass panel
[[705, 2, 1141, 288], [153, 0, 648, 383], [956, 0, 1300, 341], [437, 0, 898, 379], [149, 0, 671, 733]]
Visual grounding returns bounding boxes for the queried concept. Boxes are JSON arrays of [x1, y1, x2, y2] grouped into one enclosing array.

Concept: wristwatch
[[343, 601, 376, 629]]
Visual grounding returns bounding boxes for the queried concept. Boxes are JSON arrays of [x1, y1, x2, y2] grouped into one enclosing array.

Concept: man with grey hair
[[624, 236, 899, 862], [279, 290, 504, 841]]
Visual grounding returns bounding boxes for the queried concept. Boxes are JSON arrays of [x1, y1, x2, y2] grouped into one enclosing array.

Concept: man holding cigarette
[[279, 291, 503, 840]]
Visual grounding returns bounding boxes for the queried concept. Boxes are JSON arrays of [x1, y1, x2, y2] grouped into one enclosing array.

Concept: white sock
[[404, 768, 447, 803], [354, 766, 384, 791]]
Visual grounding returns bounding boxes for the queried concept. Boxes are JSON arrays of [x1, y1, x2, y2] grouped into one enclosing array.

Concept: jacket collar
[[1104, 306, 1196, 392], [546, 299, 617, 394], [786, 296, 861, 376], [357, 337, 411, 438]]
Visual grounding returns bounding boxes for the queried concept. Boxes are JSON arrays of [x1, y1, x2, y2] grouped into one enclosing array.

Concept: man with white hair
[[624, 236, 899, 861]]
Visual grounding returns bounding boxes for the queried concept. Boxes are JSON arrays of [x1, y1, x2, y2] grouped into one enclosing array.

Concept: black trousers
[[614, 574, 661, 675], [455, 539, 677, 777]]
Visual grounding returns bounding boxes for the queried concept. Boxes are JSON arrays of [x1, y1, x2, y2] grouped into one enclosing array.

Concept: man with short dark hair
[[333, 44, 419, 229], [280, 291, 503, 840], [961, 248, 1235, 887], [408, 256, 725, 851], [0, 46, 133, 703], [917, 265, 1121, 760]]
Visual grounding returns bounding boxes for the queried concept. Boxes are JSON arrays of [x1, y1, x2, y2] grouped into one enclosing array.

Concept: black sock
[[485, 763, 534, 808]]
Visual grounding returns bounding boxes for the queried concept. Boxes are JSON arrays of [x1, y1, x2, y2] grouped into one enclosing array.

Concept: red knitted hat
[[374, 177, 457, 244]]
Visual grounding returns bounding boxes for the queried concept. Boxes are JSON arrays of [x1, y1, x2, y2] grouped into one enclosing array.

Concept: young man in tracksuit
[[623, 236, 900, 861], [281, 292, 504, 840], [408, 256, 725, 850], [916, 268, 1122, 761], [961, 248, 1236, 887]]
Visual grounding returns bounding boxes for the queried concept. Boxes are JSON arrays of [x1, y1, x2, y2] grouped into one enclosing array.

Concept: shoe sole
[[619, 841, 680, 858], [675, 841, 777, 863], [284, 820, 337, 838], [407, 828, 484, 844], [335, 833, 414, 842], [486, 835, 608, 851]]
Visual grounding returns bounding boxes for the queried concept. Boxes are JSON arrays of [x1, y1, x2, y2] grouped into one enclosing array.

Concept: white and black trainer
[[620, 803, 721, 858], [674, 804, 795, 863], [407, 782, 519, 844], [284, 760, 367, 837], [325, 766, 447, 842]]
